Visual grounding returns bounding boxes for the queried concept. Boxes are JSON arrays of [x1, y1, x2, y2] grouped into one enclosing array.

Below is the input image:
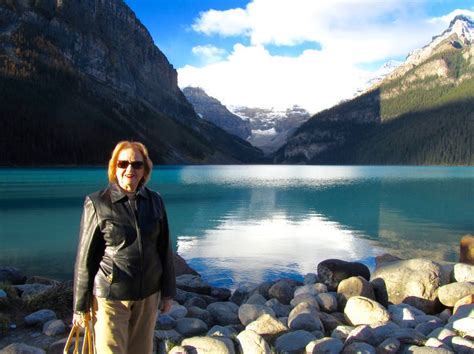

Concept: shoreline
[[1, 251, 473, 353]]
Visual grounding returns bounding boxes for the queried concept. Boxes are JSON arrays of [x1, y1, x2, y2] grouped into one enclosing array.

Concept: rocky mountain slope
[[231, 106, 310, 154], [274, 15, 474, 165], [182, 87, 251, 140], [0, 0, 262, 165]]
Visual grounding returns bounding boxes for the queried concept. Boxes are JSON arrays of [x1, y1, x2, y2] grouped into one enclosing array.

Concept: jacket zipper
[[128, 199, 144, 297]]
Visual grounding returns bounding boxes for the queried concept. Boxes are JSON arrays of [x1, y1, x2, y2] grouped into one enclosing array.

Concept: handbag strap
[[63, 324, 80, 354]]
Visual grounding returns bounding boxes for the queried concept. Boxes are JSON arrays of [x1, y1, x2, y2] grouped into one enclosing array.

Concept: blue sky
[[125, 0, 474, 113]]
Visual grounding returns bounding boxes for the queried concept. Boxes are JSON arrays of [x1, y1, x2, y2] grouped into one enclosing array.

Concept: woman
[[72, 141, 176, 354]]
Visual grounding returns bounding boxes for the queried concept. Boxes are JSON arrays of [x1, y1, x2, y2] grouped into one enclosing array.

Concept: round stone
[[344, 296, 390, 326]]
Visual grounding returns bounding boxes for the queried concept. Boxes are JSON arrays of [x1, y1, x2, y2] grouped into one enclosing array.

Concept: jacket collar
[[110, 183, 148, 203]]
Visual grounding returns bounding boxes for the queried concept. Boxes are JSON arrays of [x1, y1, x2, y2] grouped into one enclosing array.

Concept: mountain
[[182, 87, 251, 140], [231, 106, 310, 154], [354, 60, 402, 97], [274, 15, 474, 165], [0, 0, 263, 165]]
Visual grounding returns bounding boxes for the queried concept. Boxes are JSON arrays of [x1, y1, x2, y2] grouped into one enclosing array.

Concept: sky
[[125, 0, 474, 113]]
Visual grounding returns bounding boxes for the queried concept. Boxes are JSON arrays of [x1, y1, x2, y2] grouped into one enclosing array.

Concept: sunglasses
[[117, 160, 145, 169]]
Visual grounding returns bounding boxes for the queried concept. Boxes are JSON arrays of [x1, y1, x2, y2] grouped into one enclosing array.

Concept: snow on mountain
[[354, 60, 403, 97], [230, 105, 311, 154]]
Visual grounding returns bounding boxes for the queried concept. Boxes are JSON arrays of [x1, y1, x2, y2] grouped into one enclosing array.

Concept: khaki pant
[[93, 292, 160, 354]]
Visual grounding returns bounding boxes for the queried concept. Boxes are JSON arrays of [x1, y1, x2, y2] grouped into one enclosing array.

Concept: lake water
[[0, 165, 473, 289]]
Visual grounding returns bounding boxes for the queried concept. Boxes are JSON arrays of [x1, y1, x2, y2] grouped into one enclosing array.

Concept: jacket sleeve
[[73, 196, 103, 312], [157, 196, 176, 298]]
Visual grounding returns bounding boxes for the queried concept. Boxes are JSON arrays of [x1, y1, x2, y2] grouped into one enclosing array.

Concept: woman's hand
[[160, 298, 173, 314], [72, 312, 91, 327]]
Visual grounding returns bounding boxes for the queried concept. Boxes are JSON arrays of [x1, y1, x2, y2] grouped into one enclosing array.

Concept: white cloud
[[180, 1, 472, 113], [191, 45, 227, 65], [179, 43, 365, 113], [429, 9, 474, 25], [192, 8, 251, 36]]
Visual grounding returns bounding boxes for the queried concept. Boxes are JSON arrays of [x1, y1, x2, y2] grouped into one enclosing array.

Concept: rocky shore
[[0, 252, 474, 353]]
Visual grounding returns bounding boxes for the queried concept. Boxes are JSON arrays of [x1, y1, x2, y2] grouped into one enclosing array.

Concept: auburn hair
[[108, 141, 153, 187]]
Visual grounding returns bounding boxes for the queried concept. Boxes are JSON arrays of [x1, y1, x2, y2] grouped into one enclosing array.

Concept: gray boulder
[[454, 263, 474, 282], [437, 282, 474, 307], [246, 314, 288, 337], [389, 304, 419, 328], [175, 318, 208, 337], [249, 282, 273, 300], [14, 284, 52, 299], [207, 325, 238, 338], [451, 317, 474, 333], [174, 253, 200, 277], [0, 267, 26, 285], [290, 293, 321, 310], [156, 314, 177, 330], [187, 306, 213, 326], [288, 302, 324, 332], [238, 304, 275, 326], [154, 329, 183, 344], [376, 337, 401, 354], [24, 309, 56, 327], [414, 320, 443, 336], [0, 343, 46, 354], [371, 259, 442, 314], [264, 298, 291, 317], [345, 325, 374, 346], [316, 292, 338, 313], [448, 303, 474, 323], [181, 336, 235, 354], [176, 274, 211, 295], [43, 319, 66, 336], [318, 259, 370, 291], [387, 328, 427, 345], [294, 283, 328, 297], [210, 287, 231, 301], [207, 301, 240, 326], [306, 337, 343, 354], [342, 342, 376, 353], [229, 282, 258, 305], [268, 280, 294, 305], [337, 276, 375, 310], [344, 296, 390, 326], [168, 304, 188, 320], [184, 296, 208, 309], [331, 325, 354, 341], [451, 336, 474, 353], [236, 330, 271, 354], [401, 345, 454, 353], [245, 294, 267, 305], [370, 321, 401, 346], [274, 330, 316, 353], [319, 312, 345, 333], [424, 337, 451, 349]]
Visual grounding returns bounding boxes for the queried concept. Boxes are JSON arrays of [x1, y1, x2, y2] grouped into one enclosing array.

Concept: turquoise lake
[[0, 165, 473, 289]]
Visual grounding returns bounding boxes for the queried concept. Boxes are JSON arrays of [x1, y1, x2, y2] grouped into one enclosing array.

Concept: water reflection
[[164, 165, 473, 287], [178, 212, 380, 288], [0, 166, 473, 285]]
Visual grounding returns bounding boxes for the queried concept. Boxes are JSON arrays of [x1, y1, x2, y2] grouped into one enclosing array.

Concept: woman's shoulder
[[85, 186, 112, 203], [143, 186, 163, 201]]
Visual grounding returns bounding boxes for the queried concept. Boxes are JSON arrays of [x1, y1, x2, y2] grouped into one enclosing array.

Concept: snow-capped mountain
[[385, 14, 473, 81], [354, 60, 403, 97], [230, 106, 310, 154]]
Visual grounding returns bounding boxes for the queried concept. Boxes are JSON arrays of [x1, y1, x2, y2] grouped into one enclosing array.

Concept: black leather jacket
[[73, 183, 176, 313]]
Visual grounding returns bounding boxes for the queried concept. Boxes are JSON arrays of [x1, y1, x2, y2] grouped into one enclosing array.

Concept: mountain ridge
[[0, 0, 263, 165], [274, 15, 474, 165]]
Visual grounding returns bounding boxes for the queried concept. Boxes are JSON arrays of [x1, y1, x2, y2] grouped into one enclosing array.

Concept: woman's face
[[115, 147, 145, 192]]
